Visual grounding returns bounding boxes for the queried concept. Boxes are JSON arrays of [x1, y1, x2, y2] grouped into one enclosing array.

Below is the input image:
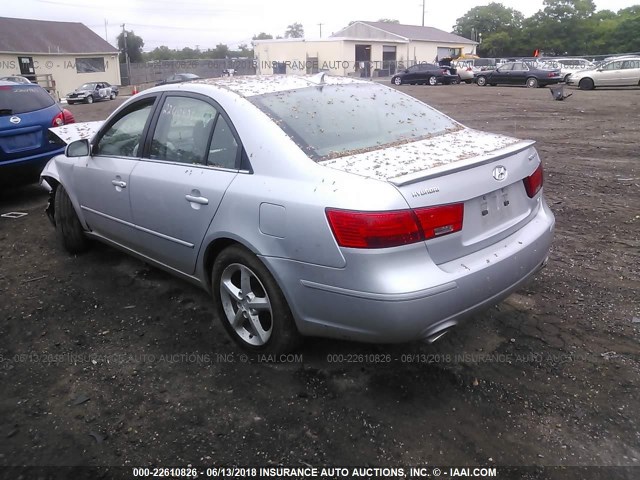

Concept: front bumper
[[262, 200, 555, 343]]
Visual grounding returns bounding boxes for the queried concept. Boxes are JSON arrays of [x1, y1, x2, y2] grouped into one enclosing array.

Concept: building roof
[[0, 17, 118, 54], [333, 21, 476, 45]]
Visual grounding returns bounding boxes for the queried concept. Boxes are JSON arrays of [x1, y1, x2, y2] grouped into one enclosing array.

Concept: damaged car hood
[[49, 121, 103, 144]]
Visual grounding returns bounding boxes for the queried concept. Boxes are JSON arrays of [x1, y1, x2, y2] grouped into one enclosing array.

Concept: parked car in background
[[451, 60, 476, 83], [0, 75, 32, 84], [391, 63, 459, 85], [156, 73, 200, 85], [41, 75, 554, 354], [0, 81, 75, 186], [567, 56, 640, 90], [66, 82, 118, 104], [538, 58, 596, 82], [475, 61, 562, 88]]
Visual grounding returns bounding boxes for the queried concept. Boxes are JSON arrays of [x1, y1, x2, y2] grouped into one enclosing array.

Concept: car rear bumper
[[0, 147, 65, 185], [262, 199, 555, 343]]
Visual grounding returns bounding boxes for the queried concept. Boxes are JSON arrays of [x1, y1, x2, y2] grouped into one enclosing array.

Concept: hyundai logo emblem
[[9, 116, 21, 125], [492, 165, 507, 181]]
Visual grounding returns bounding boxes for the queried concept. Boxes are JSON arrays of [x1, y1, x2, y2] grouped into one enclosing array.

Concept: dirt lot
[[0, 84, 638, 478]]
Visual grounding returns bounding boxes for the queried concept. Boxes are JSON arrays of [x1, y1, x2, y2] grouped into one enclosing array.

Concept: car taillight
[[326, 203, 464, 249], [52, 111, 64, 127], [523, 163, 544, 198], [52, 109, 76, 127], [62, 108, 75, 124], [414, 203, 464, 240]]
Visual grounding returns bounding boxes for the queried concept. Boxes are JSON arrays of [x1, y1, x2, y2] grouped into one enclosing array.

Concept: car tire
[[392, 76, 402, 86], [579, 78, 595, 90], [67, 101, 75, 105], [450, 76, 461, 85], [526, 77, 539, 88], [465, 79, 473, 84], [564, 74, 571, 83], [85, 95, 93, 104], [428, 76, 438, 86], [110, 92, 116, 100], [212, 244, 301, 354], [54, 185, 88, 254], [476, 76, 487, 86]]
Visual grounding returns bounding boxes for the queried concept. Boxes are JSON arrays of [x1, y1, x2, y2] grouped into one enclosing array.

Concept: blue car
[[0, 81, 74, 186]]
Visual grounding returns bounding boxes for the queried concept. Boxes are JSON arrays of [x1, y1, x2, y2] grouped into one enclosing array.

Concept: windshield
[[79, 83, 97, 90], [0, 84, 56, 114], [250, 83, 459, 160]]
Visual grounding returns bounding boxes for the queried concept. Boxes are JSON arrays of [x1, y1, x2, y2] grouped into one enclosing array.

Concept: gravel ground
[[0, 84, 638, 479]]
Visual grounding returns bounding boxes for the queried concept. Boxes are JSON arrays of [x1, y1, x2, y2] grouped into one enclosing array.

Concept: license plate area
[[0, 132, 40, 153], [462, 183, 531, 245]]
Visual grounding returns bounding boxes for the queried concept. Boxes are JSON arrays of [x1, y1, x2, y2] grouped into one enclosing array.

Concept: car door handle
[[185, 194, 209, 205], [111, 180, 127, 188]]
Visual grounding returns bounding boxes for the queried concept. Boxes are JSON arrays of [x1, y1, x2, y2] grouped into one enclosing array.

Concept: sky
[[2, 0, 638, 51]]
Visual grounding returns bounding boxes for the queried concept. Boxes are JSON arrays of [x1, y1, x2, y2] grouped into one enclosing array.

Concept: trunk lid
[[321, 128, 543, 263]]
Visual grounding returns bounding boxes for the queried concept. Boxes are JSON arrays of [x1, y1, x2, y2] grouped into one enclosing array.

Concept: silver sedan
[[41, 74, 555, 353]]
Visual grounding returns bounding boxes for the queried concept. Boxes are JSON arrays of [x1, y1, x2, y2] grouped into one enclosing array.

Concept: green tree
[[117, 30, 144, 63], [211, 43, 230, 59], [252, 32, 273, 41], [453, 2, 524, 40], [285, 22, 304, 38]]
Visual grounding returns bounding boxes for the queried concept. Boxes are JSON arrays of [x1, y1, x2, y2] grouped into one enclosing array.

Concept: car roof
[[188, 74, 368, 98], [0, 80, 24, 86]]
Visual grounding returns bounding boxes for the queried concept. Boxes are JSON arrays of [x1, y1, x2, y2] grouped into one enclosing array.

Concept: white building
[[0, 17, 121, 100], [254, 21, 477, 77]]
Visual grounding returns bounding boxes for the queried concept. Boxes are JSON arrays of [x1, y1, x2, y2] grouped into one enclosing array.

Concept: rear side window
[[0, 85, 55, 114]]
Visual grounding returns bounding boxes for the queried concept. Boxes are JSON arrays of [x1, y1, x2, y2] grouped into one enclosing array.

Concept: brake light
[[52, 108, 76, 127], [414, 204, 464, 240], [52, 111, 64, 126], [62, 108, 75, 124], [326, 203, 464, 249], [523, 163, 544, 197]]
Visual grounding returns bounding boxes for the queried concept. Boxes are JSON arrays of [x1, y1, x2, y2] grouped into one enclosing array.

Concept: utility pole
[[104, 19, 108, 41], [121, 23, 131, 85], [318, 23, 323, 38], [422, 0, 426, 27]]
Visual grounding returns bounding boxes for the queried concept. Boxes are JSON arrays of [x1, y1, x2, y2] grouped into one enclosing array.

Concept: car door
[[403, 65, 421, 83], [510, 62, 528, 85], [620, 60, 640, 85], [491, 63, 512, 84], [73, 95, 157, 247], [596, 61, 623, 86], [128, 93, 240, 274]]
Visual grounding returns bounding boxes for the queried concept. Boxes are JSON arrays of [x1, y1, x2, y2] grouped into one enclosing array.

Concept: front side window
[[250, 82, 459, 161], [150, 96, 217, 165], [95, 101, 154, 157], [498, 64, 513, 72]]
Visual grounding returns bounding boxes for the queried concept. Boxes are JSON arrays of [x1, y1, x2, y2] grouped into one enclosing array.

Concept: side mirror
[[66, 139, 90, 157], [403, 69, 409, 73], [596, 68, 603, 72]]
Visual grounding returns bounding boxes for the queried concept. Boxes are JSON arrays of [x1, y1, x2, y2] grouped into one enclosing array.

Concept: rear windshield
[[249, 82, 459, 160], [0, 85, 56, 114]]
